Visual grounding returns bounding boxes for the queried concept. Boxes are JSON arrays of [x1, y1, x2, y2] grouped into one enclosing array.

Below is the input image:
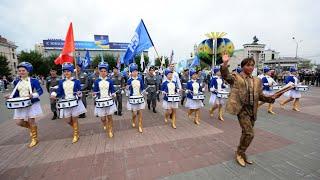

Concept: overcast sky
[[1, 0, 319, 63]]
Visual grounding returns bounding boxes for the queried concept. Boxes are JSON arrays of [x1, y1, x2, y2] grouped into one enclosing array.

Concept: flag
[[170, 50, 174, 64], [123, 19, 154, 65], [54, 23, 75, 65], [190, 55, 200, 67], [140, 53, 145, 71], [116, 54, 121, 69], [83, 50, 91, 69]]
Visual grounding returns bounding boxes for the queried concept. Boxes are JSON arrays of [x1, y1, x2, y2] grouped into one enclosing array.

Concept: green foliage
[[134, 54, 149, 72], [92, 53, 116, 70], [0, 55, 11, 76], [18, 50, 61, 76], [154, 56, 169, 67]]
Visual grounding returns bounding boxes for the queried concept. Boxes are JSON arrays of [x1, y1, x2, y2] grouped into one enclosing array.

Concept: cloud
[[1, 0, 319, 63]]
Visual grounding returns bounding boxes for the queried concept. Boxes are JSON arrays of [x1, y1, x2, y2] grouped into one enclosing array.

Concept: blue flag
[[123, 19, 154, 65], [190, 55, 200, 67], [81, 50, 91, 69]]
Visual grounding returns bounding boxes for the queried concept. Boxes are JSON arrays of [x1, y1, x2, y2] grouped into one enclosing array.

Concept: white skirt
[[59, 100, 87, 118], [126, 101, 146, 111], [263, 90, 275, 96], [185, 98, 204, 109], [284, 90, 301, 99], [209, 94, 225, 105], [162, 100, 179, 109], [95, 104, 117, 117], [14, 101, 43, 120]]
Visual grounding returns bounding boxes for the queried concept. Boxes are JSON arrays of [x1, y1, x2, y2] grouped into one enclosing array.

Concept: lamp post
[[205, 32, 227, 67], [292, 37, 303, 68]]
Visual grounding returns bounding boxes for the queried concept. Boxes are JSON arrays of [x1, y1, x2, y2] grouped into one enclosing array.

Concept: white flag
[[140, 53, 145, 71]]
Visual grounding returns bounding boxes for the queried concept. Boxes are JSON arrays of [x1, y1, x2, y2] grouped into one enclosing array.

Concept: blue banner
[[123, 19, 154, 65], [94, 35, 109, 45], [43, 39, 129, 50]]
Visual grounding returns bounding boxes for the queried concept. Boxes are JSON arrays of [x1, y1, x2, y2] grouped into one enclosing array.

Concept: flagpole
[[141, 19, 161, 59], [74, 51, 78, 79]]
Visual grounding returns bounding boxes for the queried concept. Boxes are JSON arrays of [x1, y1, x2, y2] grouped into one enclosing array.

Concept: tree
[[154, 56, 169, 67], [18, 50, 48, 76], [92, 53, 116, 70], [0, 55, 11, 77]]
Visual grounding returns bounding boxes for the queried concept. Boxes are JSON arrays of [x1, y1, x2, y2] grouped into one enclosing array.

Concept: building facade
[[0, 35, 18, 75]]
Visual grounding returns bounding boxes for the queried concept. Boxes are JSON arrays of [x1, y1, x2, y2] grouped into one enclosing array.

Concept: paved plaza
[[0, 87, 319, 180]]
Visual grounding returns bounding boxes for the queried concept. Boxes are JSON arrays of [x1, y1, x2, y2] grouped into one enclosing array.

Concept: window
[[12, 53, 15, 59]]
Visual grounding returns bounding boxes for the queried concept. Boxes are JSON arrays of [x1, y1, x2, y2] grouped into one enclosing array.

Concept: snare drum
[[192, 92, 205, 100], [6, 97, 32, 109], [295, 85, 309, 92], [216, 91, 229, 99], [57, 98, 78, 109], [129, 95, 145, 105], [96, 97, 114, 108], [271, 85, 282, 91], [167, 94, 181, 102]]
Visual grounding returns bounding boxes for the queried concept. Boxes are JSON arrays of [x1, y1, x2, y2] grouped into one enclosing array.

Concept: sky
[[1, 0, 319, 63]]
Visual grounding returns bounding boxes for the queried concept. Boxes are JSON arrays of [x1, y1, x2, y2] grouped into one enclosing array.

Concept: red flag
[[54, 23, 75, 65]]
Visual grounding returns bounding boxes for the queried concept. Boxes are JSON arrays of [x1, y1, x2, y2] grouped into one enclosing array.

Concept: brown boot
[[21, 121, 30, 129], [188, 109, 194, 118], [267, 104, 276, 115], [235, 151, 246, 167], [132, 112, 136, 128], [28, 126, 39, 148], [172, 110, 177, 129], [292, 100, 300, 112], [107, 116, 113, 138], [209, 107, 214, 117], [194, 109, 200, 125], [164, 112, 169, 123], [243, 153, 253, 165], [72, 121, 80, 144], [218, 105, 225, 121], [138, 111, 143, 133]]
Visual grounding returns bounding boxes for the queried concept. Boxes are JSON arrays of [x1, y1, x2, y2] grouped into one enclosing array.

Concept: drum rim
[[6, 97, 31, 102]]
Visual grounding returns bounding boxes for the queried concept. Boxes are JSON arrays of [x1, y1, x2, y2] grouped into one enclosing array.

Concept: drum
[[129, 95, 145, 105], [271, 85, 282, 91], [192, 92, 205, 100], [167, 94, 181, 102], [216, 91, 229, 99], [6, 97, 32, 109], [295, 85, 309, 92], [96, 97, 114, 108], [57, 98, 78, 109]]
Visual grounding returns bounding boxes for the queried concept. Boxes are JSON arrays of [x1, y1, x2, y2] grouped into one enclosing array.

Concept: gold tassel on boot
[[293, 99, 300, 112], [172, 109, 177, 129], [138, 111, 143, 133], [218, 105, 225, 121], [194, 109, 200, 125], [72, 121, 79, 144], [28, 126, 38, 148], [132, 111, 136, 128], [268, 104, 276, 114], [107, 116, 113, 138]]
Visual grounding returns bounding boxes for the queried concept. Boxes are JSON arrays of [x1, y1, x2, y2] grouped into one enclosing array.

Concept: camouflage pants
[[147, 91, 157, 108], [237, 106, 255, 156]]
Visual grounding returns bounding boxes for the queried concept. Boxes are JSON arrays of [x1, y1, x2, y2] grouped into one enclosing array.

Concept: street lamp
[[292, 37, 303, 68], [292, 37, 303, 58]]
